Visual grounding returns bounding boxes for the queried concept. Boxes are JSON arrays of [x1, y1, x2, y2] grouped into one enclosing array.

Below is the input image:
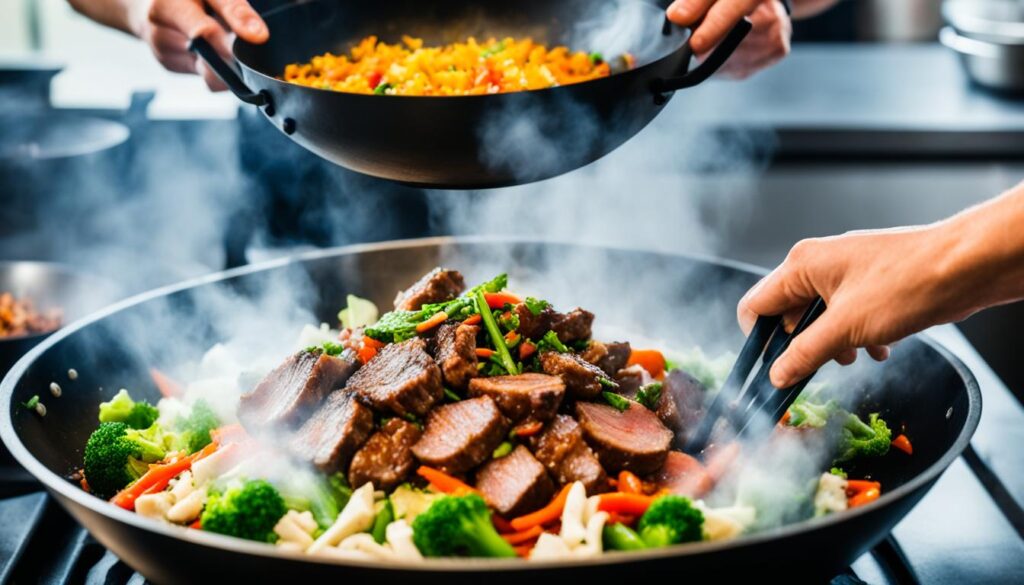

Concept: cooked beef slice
[[614, 364, 652, 399], [551, 308, 594, 343], [528, 414, 607, 493], [411, 396, 509, 474], [239, 349, 358, 430], [579, 341, 608, 368], [515, 303, 560, 340], [575, 401, 672, 474], [348, 418, 423, 491], [393, 268, 465, 311], [467, 373, 564, 425], [348, 338, 442, 418], [539, 351, 613, 400], [428, 321, 479, 391], [655, 369, 708, 439], [289, 390, 374, 472], [581, 341, 632, 377], [647, 451, 713, 498], [475, 445, 555, 517], [515, 304, 594, 344]]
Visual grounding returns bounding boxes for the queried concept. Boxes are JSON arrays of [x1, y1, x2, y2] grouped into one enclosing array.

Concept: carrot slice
[[513, 421, 544, 437], [617, 471, 644, 495], [416, 466, 477, 495], [362, 335, 385, 349], [189, 519, 202, 530], [357, 344, 378, 364], [416, 311, 448, 334], [484, 292, 522, 309], [597, 492, 655, 516], [514, 544, 534, 558], [626, 349, 666, 378], [849, 487, 881, 508], [846, 479, 882, 494], [463, 314, 482, 326], [891, 434, 913, 455], [510, 484, 573, 531], [518, 341, 536, 361], [475, 348, 496, 359], [150, 368, 184, 398], [502, 525, 543, 545]]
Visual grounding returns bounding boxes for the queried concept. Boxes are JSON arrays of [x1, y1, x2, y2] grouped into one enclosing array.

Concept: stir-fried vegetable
[[636, 496, 704, 547], [201, 479, 287, 543], [83, 421, 167, 499], [99, 389, 159, 430], [411, 494, 517, 558]]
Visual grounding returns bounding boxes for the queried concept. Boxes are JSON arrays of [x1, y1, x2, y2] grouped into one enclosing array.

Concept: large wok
[[0, 239, 980, 583], [192, 0, 751, 188]]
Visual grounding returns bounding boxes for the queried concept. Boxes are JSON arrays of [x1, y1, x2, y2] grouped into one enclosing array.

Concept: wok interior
[[236, 0, 686, 81], [6, 241, 973, 538]]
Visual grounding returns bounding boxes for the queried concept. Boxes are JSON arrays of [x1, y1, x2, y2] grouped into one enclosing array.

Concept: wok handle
[[653, 17, 753, 93], [188, 37, 270, 108]]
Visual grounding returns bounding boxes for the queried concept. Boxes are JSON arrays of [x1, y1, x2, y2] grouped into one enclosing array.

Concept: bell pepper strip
[[513, 421, 544, 437], [617, 471, 644, 495], [597, 492, 655, 517], [891, 434, 913, 455], [519, 341, 537, 361], [415, 311, 449, 334], [475, 289, 520, 375], [416, 466, 477, 495], [510, 483, 573, 532], [462, 314, 482, 326], [484, 292, 522, 309], [626, 349, 666, 378], [501, 525, 543, 545], [150, 368, 184, 398], [112, 442, 221, 510], [848, 487, 881, 508], [475, 348, 496, 359]]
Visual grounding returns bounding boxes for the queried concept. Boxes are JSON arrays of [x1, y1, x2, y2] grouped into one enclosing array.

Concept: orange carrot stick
[[475, 348, 496, 359], [617, 471, 644, 495], [626, 349, 666, 378], [891, 434, 913, 455], [502, 525, 543, 545], [848, 487, 881, 508], [416, 466, 477, 495], [150, 368, 184, 398], [189, 519, 202, 529], [415, 311, 449, 334], [514, 544, 534, 558], [519, 341, 536, 361], [513, 421, 544, 437], [463, 314, 482, 326], [484, 292, 522, 309], [597, 492, 655, 516], [510, 484, 573, 531], [846, 479, 882, 494]]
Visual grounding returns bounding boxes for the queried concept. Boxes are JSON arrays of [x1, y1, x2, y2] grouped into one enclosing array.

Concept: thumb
[[769, 310, 847, 388]]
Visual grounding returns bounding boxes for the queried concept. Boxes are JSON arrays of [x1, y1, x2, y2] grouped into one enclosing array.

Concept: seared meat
[[515, 303, 560, 340], [551, 308, 594, 343], [575, 400, 672, 474], [647, 451, 713, 498], [528, 414, 607, 493], [467, 373, 564, 426], [579, 341, 608, 368], [348, 338, 442, 418], [655, 369, 707, 440], [614, 364, 652, 398], [579, 341, 632, 377], [475, 446, 554, 517], [349, 418, 423, 491], [514, 305, 594, 344], [411, 396, 509, 474], [428, 321, 479, 391], [290, 390, 374, 472], [393, 268, 465, 311], [539, 351, 613, 400], [238, 349, 358, 430]]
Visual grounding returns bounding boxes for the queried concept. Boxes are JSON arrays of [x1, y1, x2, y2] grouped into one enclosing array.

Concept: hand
[[667, 0, 792, 78], [127, 0, 269, 91]]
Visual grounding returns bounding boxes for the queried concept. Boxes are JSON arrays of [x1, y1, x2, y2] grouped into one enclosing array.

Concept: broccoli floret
[[411, 494, 516, 558], [279, 472, 352, 529], [835, 412, 892, 463], [636, 495, 705, 547], [200, 479, 286, 543], [83, 421, 167, 499], [174, 400, 220, 454], [787, 399, 839, 428], [98, 389, 159, 430]]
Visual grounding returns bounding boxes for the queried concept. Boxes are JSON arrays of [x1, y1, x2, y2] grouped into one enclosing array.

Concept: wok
[[191, 0, 751, 189], [0, 239, 980, 583]]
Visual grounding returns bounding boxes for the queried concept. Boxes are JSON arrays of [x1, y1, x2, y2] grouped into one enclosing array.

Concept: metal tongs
[[685, 296, 827, 455]]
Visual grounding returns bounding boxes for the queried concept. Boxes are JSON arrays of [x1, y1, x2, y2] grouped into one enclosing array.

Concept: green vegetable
[[21, 395, 40, 410], [589, 52, 604, 65], [172, 399, 220, 454], [637, 495, 704, 548], [83, 421, 167, 499], [497, 310, 520, 333], [374, 82, 393, 95], [443, 387, 462, 402], [602, 391, 630, 412], [279, 472, 352, 529], [829, 467, 847, 479], [411, 494, 517, 558], [535, 330, 568, 353], [364, 310, 422, 343], [475, 289, 519, 375], [523, 297, 550, 316], [598, 377, 617, 388], [480, 41, 507, 58], [390, 484, 442, 522], [836, 412, 892, 463], [365, 274, 507, 342], [787, 399, 838, 428], [492, 441, 513, 459], [635, 382, 663, 411], [338, 294, 379, 329], [201, 479, 287, 543], [602, 523, 647, 551], [309, 342, 345, 357], [371, 498, 394, 544], [98, 389, 159, 430]]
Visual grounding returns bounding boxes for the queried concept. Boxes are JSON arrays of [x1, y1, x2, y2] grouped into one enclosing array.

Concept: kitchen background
[[1, 0, 1023, 582]]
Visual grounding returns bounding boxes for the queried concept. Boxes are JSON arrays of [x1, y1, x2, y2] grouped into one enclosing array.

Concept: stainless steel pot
[[940, 26, 1024, 92]]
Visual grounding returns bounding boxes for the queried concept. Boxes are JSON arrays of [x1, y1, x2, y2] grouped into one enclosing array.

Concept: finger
[[691, 0, 762, 53], [834, 348, 858, 366], [666, 0, 715, 26], [769, 312, 848, 388], [866, 345, 891, 362], [737, 275, 769, 334], [158, 50, 199, 74], [149, 0, 222, 41], [206, 0, 268, 43]]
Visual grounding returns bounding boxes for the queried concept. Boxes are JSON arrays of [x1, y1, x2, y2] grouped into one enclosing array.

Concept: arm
[[738, 181, 1024, 388]]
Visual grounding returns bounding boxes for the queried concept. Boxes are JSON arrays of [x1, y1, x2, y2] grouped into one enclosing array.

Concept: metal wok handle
[[188, 37, 270, 108], [653, 17, 753, 93]]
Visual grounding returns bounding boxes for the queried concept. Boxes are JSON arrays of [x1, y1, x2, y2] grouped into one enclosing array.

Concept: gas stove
[[2, 326, 1021, 584]]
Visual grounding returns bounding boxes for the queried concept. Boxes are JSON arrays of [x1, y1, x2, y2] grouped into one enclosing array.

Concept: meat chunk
[[647, 451, 713, 498], [467, 373, 564, 426], [393, 268, 465, 311], [475, 446, 554, 517], [551, 308, 594, 343], [347, 338, 442, 418], [579, 341, 632, 376], [290, 390, 374, 472], [428, 321, 479, 391], [539, 351, 614, 400], [614, 364, 652, 398], [515, 303, 561, 341], [411, 396, 509, 474], [655, 369, 708, 440], [348, 418, 423, 491], [238, 349, 358, 430], [575, 401, 672, 474], [528, 414, 607, 493], [514, 304, 593, 344]]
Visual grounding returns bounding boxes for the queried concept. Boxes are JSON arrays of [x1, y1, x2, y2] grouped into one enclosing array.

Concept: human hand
[[127, 0, 269, 90]]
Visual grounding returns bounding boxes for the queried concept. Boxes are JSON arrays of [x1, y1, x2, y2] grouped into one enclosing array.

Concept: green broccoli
[[636, 495, 704, 548], [200, 479, 287, 543], [279, 472, 352, 529], [83, 421, 167, 499], [835, 412, 892, 463], [98, 389, 159, 430], [174, 400, 220, 454], [411, 494, 517, 558], [602, 523, 647, 551], [786, 399, 839, 428]]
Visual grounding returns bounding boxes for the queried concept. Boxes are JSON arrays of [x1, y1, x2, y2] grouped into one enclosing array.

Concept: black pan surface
[[0, 238, 981, 583]]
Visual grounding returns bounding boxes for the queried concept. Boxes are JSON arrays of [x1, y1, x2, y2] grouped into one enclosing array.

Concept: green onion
[[602, 392, 630, 412], [373, 83, 393, 95], [475, 289, 519, 375], [21, 395, 40, 410], [492, 441, 514, 459], [636, 382, 663, 410], [443, 387, 461, 402], [598, 377, 617, 388]]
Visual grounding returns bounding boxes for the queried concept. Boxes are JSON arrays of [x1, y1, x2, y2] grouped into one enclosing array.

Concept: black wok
[[192, 0, 751, 189], [0, 239, 980, 583]]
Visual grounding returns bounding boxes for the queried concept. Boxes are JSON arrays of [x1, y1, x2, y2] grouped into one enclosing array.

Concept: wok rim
[[0, 236, 983, 572]]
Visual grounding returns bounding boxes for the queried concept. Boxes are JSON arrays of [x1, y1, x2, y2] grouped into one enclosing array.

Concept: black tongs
[[685, 296, 827, 455]]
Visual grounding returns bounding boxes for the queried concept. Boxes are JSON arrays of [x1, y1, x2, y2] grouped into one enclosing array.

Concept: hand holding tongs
[[685, 296, 827, 455]]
